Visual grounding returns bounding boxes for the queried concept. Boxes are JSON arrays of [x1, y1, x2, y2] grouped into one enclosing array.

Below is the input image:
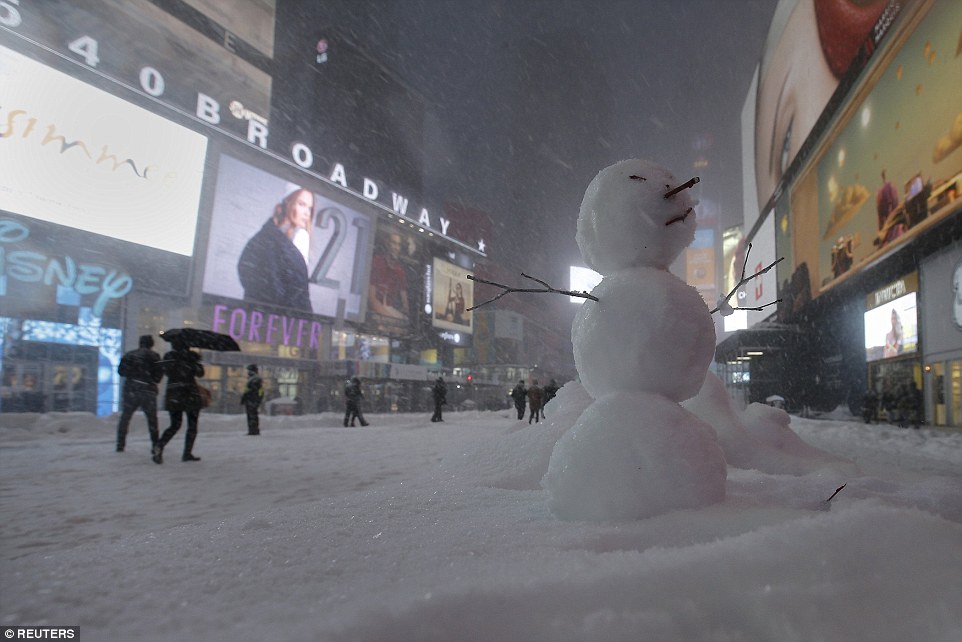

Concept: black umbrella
[[159, 328, 240, 352]]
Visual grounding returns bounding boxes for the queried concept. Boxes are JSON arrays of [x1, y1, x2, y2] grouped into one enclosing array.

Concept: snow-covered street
[[1, 399, 960, 641]]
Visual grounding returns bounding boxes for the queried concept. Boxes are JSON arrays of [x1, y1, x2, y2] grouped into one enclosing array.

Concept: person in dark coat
[[237, 187, 315, 313], [115, 335, 164, 453], [241, 363, 264, 435], [527, 379, 544, 424], [344, 377, 369, 427], [510, 380, 527, 420], [431, 377, 447, 422], [897, 382, 923, 429], [862, 387, 878, 424], [153, 339, 205, 464], [540, 379, 560, 419]]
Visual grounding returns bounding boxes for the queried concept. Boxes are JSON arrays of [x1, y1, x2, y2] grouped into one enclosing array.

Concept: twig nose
[[664, 177, 700, 198]]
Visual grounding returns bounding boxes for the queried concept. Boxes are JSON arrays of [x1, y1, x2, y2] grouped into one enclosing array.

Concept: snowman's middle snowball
[[573, 267, 715, 402]]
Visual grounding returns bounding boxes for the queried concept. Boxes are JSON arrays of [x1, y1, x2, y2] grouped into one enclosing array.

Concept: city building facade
[[0, 0, 573, 416], [717, 0, 962, 427]]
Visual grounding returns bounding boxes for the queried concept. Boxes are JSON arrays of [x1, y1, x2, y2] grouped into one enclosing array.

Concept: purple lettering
[[249, 310, 264, 343], [281, 316, 295, 344], [229, 308, 247, 340], [212, 305, 228, 333], [296, 319, 306, 347], [310, 321, 322, 349], [267, 314, 279, 343]]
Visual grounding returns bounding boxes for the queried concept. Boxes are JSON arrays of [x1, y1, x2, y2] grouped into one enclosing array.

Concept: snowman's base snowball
[[542, 392, 726, 521]]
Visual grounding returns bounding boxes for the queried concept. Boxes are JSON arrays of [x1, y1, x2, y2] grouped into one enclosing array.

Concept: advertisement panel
[[0, 45, 208, 256], [569, 265, 602, 303], [753, 0, 888, 211], [366, 223, 424, 337], [811, 0, 962, 290], [865, 272, 919, 363], [746, 213, 779, 328], [202, 154, 373, 319], [777, 1, 962, 303], [686, 228, 716, 306], [431, 258, 473, 334]]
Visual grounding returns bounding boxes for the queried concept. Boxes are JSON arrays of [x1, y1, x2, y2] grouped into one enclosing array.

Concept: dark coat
[[510, 384, 527, 405], [162, 348, 205, 412], [238, 220, 312, 312], [345, 380, 363, 408], [118, 347, 164, 394], [527, 385, 544, 410], [432, 380, 447, 404], [241, 373, 264, 409], [543, 381, 560, 404]]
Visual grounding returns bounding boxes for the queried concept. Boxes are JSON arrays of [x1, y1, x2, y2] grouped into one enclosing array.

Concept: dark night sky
[[293, 0, 779, 278]]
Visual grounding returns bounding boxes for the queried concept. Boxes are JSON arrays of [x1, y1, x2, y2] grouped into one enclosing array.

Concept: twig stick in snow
[[467, 273, 599, 311], [825, 484, 847, 503], [709, 242, 784, 315]]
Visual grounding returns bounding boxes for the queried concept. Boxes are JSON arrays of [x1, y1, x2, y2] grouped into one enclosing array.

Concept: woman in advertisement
[[237, 187, 315, 313], [883, 308, 903, 358], [368, 230, 410, 322], [444, 281, 467, 325]]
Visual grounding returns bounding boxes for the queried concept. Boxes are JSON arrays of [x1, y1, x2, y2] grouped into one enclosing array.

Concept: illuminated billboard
[[864, 276, 919, 363], [569, 266, 602, 303], [431, 258, 473, 334], [367, 223, 424, 336], [0, 45, 208, 256], [788, 1, 962, 297], [753, 0, 888, 211], [202, 155, 373, 318]]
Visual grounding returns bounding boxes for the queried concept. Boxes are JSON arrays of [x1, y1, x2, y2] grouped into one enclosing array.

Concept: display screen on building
[[431, 257, 473, 334], [366, 223, 424, 336], [569, 266, 602, 303], [752, 0, 888, 212], [0, 45, 208, 256], [779, 1, 962, 301], [864, 292, 918, 362], [202, 154, 373, 319]]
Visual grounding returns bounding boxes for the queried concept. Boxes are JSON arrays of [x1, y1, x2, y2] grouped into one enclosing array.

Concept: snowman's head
[[577, 159, 698, 274]]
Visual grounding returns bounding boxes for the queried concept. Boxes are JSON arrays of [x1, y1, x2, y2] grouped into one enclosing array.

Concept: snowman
[[542, 158, 728, 521]]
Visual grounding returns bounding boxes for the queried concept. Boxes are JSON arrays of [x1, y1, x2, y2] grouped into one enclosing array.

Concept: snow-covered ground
[[1, 397, 961, 642]]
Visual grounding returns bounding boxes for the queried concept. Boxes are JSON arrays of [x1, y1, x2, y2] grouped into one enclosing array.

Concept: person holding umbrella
[[153, 337, 205, 464]]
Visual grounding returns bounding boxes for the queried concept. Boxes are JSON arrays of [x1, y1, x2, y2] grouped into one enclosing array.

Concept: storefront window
[[331, 331, 390, 362], [929, 362, 945, 426], [951, 361, 961, 427]]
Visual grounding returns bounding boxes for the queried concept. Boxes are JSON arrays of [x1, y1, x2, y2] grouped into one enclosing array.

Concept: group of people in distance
[[119, 338, 561, 456], [343, 375, 447, 426], [116, 335, 263, 464], [510, 379, 560, 424]]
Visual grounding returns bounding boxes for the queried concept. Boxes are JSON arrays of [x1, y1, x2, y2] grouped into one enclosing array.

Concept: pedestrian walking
[[344, 377, 369, 427], [115, 335, 164, 453], [153, 339, 205, 464], [862, 387, 878, 424], [527, 379, 544, 424], [510, 380, 527, 420], [431, 376, 447, 422], [541, 379, 559, 419], [241, 364, 264, 435]]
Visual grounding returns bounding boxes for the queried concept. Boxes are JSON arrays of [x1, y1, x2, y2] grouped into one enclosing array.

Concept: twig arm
[[467, 274, 599, 311], [709, 242, 785, 315]]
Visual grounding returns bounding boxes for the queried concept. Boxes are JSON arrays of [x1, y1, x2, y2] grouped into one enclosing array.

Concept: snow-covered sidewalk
[[1, 406, 960, 641]]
